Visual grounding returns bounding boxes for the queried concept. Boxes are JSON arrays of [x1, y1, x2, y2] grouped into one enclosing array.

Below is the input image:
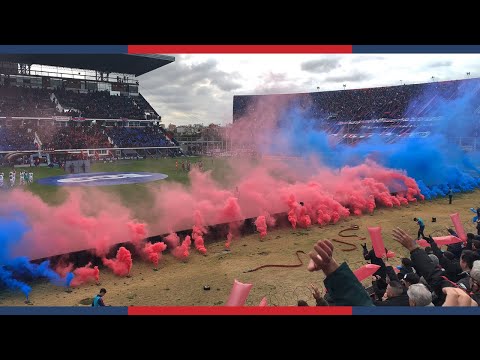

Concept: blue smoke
[[65, 272, 74, 287], [0, 214, 67, 299], [263, 80, 480, 199]]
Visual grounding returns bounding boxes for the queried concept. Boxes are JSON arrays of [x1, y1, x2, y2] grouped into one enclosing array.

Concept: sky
[[135, 54, 480, 126]]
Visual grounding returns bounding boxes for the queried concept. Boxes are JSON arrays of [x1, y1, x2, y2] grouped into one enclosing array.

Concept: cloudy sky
[[137, 54, 480, 126]]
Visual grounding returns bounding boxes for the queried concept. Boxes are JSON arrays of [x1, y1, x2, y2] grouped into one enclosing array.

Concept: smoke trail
[[255, 216, 268, 238]]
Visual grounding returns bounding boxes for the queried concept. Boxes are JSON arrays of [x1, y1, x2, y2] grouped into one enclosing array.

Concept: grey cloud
[[138, 55, 242, 125], [301, 58, 341, 73], [247, 72, 307, 95], [325, 71, 372, 82], [351, 56, 385, 62], [426, 60, 453, 68]]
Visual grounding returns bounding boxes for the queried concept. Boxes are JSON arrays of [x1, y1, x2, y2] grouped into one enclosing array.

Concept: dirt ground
[[1, 191, 478, 307]]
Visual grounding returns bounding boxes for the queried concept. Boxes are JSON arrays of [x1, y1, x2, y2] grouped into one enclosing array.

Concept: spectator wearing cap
[[397, 257, 415, 279], [402, 273, 420, 289], [407, 283, 434, 306]]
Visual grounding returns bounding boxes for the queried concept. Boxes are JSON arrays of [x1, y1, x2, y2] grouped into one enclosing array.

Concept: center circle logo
[[37, 172, 169, 186]]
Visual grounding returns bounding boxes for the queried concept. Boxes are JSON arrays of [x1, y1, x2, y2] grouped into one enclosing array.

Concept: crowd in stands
[[304, 224, 480, 307], [40, 124, 112, 150], [0, 84, 160, 121], [54, 90, 150, 120], [0, 125, 36, 151], [106, 126, 170, 147], [234, 78, 480, 142], [0, 85, 56, 118]]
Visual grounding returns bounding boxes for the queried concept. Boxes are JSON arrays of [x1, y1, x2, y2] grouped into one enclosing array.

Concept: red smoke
[[142, 242, 167, 267], [128, 221, 148, 245], [172, 235, 191, 260], [0, 188, 148, 260], [0, 96, 426, 267], [102, 246, 133, 276], [55, 260, 99, 287], [70, 263, 100, 287], [164, 232, 180, 249], [220, 197, 243, 249], [55, 258, 74, 278], [192, 211, 207, 254]]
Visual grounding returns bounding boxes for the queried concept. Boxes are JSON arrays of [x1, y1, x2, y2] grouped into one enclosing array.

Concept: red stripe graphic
[[128, 306, 352, 315], [128, 45, 352, 54]]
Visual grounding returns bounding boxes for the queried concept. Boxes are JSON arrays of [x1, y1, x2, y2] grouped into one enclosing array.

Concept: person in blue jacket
[[413, 217, 425, 240], [92, 288, 107, 307]]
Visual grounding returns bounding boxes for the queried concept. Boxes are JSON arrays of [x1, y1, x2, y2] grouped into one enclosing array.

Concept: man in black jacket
[[362, 243, 387, 280], [457, 250, 480, 291], [393, 227, 454, 305], [425, 235, 463, 282], [374, 281, 410, 306]]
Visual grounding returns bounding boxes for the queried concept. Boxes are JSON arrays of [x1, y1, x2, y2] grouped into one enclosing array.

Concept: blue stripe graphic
[[0, 45, 127, 54], [353, 45, 480, 54], [353, 306, 480, 315], [0, 306, 128, 315]]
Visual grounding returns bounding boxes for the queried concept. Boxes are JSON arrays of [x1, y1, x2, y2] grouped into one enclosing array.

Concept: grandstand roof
[[0, 54, 174, 76]]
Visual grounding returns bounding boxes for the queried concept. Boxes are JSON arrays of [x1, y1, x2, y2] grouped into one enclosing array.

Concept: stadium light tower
[[431, 76, 435, 82], [343, 84, 346, 90], [467, 72, 471, 78], [317, 86, 320, 91]]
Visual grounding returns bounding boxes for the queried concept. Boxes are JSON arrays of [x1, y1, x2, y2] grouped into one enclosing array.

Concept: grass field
[[1, 157, 234, 210]]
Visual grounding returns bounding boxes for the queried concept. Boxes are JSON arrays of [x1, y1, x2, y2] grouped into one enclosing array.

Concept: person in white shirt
[[0, 173, 4, 188], [29, 172, 33, 183], [19, 171, 24, 185], [9, 171, 14, 187]]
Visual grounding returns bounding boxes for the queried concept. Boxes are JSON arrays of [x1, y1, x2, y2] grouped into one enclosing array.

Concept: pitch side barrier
[[34, 211, 292, 268], [0, 146, 181, 154]]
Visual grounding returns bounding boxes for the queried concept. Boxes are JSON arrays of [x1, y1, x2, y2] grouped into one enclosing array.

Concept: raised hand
[[392, 227, 418, 252], [307, 240, 339, 276], [310, 284, 322, 300], [442, 287, 478, 307]]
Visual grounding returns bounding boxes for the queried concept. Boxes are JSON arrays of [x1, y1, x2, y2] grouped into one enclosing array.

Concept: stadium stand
[[233, 77, 480, 145], [0, 84, 56, 117], [0, 54, 179, 156], [105, 126, 169, 147], [0, 124, 36, 151], [53, 89, 150, 120]]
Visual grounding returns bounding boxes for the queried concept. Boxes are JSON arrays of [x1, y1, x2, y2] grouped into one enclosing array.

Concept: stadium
[[1, 53, 480, 308]]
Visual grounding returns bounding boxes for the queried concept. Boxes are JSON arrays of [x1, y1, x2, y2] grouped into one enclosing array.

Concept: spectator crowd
[[304, 223, 480, 307]]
